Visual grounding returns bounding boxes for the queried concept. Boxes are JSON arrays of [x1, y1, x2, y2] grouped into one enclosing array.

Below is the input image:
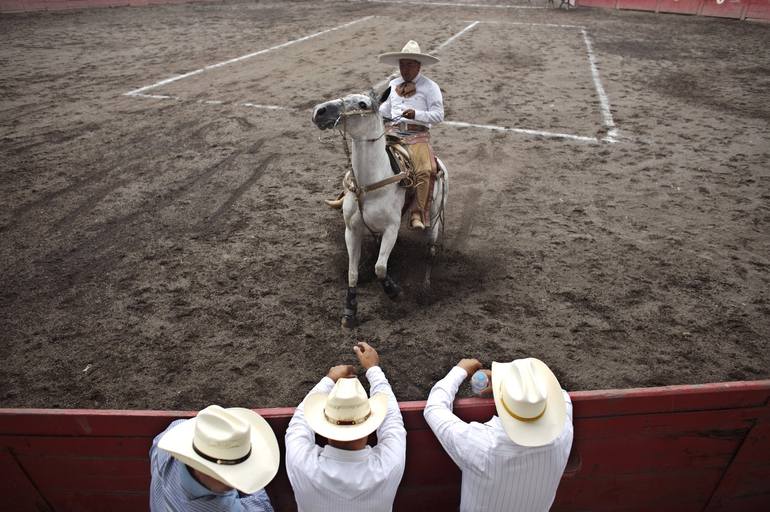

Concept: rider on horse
[[326, 40, 444, 231]]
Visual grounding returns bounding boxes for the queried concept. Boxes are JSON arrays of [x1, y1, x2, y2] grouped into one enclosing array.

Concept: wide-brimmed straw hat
[[491, 358, 567, 447], [304, 377, 389, 442], [379, 40, 440, 66], [158, 405, 279, 494]]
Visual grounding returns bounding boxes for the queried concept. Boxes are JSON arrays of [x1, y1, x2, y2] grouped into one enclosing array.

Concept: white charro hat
[[379, 40, 440, 66], [491, 358, 567, 447], [158, 405, 280, 494], [304, 377, 389, 442]]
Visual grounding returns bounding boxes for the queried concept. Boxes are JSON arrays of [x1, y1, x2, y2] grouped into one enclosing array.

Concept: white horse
[[312, 88, 448, 328]]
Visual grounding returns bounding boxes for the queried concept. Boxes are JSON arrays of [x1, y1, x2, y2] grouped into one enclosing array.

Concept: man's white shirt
[[424, 366, 574, 512], [379, 73, 444, 127], [285, 366, 406, 512]]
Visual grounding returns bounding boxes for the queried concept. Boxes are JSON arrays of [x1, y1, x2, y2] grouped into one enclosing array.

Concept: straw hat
[[304, 377, 389, 442], [158, 405, 279, 494], [491, 358, 567, 447], [379, 40, 440, 66]]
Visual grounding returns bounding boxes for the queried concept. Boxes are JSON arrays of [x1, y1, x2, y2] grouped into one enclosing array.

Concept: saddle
[[385, 140, 414, 185], [385, 138, 441, 224]]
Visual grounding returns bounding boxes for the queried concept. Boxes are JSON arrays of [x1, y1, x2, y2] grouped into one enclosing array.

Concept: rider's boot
[[410, 210, 425, 230], [325, 191, 344, 209]]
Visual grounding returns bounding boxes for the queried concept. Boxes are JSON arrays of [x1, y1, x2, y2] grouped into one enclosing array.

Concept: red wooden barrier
[[1, 380, 769, 512], [615, 0, 659, 11], [745, 0, 770, 18], [699, 0, 748, 18], [573, 0, 770, 20], [657, 0, 704, 14], [573, 0, 618, 8]]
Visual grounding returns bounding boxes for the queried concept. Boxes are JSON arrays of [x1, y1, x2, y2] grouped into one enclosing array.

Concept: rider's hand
[[327, 365, 356, 383], [457, 358, 483, 377], [354, 342, 380, 370], [402, 109, 415, 120]]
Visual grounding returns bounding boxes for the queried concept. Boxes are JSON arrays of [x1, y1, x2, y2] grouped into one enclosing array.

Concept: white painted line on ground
[[368, 0, 545, 9], [133, 93, 177, 100], [444, 120, 599, 143], [124, 16, 374, 97], [580, 28, 618, 143], [242, 103, 290, 111], [435, 21, 480, 51], [461, 19, 585, 29], [128, 93, 292, 112]]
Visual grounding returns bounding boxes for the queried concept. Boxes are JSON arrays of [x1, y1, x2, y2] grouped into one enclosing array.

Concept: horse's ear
[[379, 86, 391, 104]]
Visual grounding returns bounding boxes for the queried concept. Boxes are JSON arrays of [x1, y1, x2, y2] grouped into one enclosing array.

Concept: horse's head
[[311, 88, 392, 131]]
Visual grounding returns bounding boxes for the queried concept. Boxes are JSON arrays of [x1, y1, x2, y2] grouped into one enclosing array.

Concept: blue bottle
[[471, 370, 489, 395]]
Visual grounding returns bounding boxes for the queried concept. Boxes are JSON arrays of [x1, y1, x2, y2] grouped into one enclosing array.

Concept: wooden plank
[[394, 486, 461, 510], [657, 0, 704, 14], [705, 421, 770, 511], [18, 456, 149, 492], [44, 491, 148, 512], [575, 0, 621, 7], [616, 0, 659, 11], [0, 407, 296, 436], [745, 0, 770, 19], [572, 407, 760, 439], [0, 449, 51, 512], [570, 429, 742, 472], [4, 436, 152, 457], [401, 429, 461, 485], [554, 468, 724, 511], [0, 409, 193, 437], [699, 0, 747, 18], [570, 380, 770, 418]]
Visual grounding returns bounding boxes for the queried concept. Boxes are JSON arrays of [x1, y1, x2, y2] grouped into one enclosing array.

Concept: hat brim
[[304, 392, 389, 442], [379, 52, 440, 67], [158, 408, 280, 494], [492, 360, 567, 447]]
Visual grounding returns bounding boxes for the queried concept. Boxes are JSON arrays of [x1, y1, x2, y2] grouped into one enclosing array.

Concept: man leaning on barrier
[[285, 341, 406, 511], [425, 356, 574, 511], [149, 405, 280, 511]]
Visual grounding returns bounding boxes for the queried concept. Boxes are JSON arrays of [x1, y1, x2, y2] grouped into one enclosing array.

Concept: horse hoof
[[417, 288, 432, 305], [386, 287, 401, 301], [382, 282, 401, 301], [341, 315, 358, 329]]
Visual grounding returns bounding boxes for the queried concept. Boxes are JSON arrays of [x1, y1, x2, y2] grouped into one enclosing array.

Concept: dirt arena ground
[[1, 0, 768, 410]]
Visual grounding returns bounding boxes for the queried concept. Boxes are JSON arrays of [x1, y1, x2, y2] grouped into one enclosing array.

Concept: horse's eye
[[358, 101, 368, 109]]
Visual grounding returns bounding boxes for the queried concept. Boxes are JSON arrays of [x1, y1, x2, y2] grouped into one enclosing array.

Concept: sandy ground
[[0, 0, 768, 410]]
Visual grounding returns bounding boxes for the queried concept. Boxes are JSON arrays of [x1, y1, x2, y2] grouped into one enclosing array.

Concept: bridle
[[324, 99, 408, 237]]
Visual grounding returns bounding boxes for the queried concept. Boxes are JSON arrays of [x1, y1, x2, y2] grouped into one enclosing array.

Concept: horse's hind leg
[[342, 226, 362, 328], [376, 224, 401, 300], [423, 173, 447, 293]]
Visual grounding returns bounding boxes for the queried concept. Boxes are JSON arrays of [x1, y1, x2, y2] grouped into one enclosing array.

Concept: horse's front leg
[[343, 225, 363, 328], [375, 224, 401, 300]]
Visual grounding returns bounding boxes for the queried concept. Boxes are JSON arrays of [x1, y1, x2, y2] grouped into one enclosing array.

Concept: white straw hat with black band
[[158, 405, 280, 494]]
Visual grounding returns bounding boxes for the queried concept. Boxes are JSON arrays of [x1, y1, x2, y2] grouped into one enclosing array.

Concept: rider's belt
[[397, 122, 429, 132]]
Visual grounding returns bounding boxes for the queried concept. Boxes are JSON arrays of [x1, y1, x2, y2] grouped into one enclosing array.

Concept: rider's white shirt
[[379, 73, 444, 128]]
